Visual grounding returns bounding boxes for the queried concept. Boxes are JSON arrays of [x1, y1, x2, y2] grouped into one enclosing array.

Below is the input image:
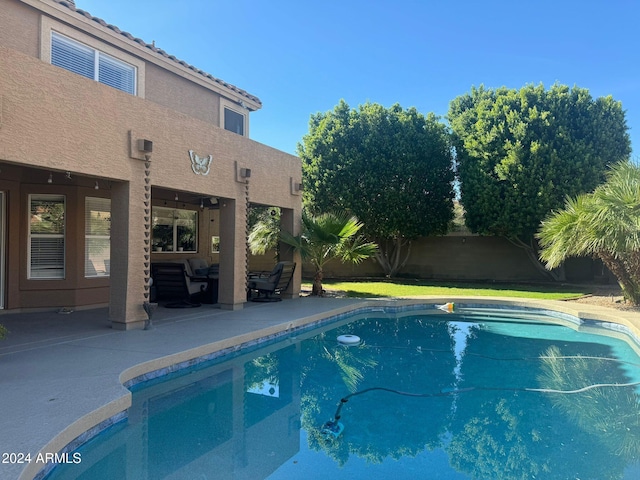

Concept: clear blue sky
[[80, 0, 639, 157]]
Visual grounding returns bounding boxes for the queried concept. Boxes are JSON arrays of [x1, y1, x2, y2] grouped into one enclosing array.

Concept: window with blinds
[[85, 197, 111, 277], [29, 195, 65, 279], [51, 32, 136, 95]]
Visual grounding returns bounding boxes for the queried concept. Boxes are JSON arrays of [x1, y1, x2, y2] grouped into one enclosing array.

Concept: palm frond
[[537, 160, 640, 304], [283, 211, 378, 292]]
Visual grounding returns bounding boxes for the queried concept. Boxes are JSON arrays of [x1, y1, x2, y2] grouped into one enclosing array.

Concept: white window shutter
[[99, 53, 136, 95], [51, 32, 136, 95], [51, 32, 94, 80]]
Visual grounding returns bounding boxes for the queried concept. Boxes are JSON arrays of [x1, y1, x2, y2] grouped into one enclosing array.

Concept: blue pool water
[[45, 306, 640, 479]]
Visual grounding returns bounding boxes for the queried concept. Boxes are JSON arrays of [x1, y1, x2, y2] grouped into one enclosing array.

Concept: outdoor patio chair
[[247, 261, 296, 302], [186, 258, 219, 304], [188, 258, 219, 276], [151, 262, 203, 308]]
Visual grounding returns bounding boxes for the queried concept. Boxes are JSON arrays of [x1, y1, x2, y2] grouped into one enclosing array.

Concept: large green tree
[[538, 161, 640, 305], [449, 84, 631, 278], [299, 100, 454, 277]]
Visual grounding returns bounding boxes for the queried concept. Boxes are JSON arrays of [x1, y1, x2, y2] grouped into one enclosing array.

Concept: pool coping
[[12, 296, 640, 480]]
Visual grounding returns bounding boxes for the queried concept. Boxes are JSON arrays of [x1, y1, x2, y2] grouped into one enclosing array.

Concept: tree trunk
[[507, 236, 564, 281], [599, 252, 640, 305], [312, 268, 324, 296], [374, 237, 412, 277]]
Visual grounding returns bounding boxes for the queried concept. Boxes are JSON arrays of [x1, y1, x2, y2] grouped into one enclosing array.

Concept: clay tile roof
[[50, 0, 261, 106]]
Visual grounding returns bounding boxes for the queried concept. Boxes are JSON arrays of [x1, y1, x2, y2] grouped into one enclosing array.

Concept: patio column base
[[111, 319, 146, 330], [219, 302, 244, 311]]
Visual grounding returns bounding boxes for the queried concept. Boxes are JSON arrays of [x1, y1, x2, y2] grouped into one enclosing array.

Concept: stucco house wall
[[0, 0, 41, 57], [0, 0, 302, 327]]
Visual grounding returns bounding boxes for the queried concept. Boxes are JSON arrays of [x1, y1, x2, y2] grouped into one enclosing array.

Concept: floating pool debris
[[337, 334, 361, 346], [436, 302, 455, 313]]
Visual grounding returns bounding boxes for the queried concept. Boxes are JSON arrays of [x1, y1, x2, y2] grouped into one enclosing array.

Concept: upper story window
[[51, 32, 136, 95], [224, 108, 245, 135], [220, 99, 248, 137]]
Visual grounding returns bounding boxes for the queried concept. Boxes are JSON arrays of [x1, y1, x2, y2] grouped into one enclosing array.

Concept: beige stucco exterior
[[0, 0, 302, 327]]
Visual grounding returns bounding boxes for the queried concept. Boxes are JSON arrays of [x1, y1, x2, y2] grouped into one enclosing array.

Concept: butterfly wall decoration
[[189, 150, 213, 175]]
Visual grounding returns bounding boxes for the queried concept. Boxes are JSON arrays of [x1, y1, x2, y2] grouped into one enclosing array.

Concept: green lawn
[[302, 279, 591, 300]]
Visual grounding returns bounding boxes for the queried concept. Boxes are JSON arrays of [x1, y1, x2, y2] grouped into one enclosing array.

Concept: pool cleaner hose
[[321, 377, 640, 440]]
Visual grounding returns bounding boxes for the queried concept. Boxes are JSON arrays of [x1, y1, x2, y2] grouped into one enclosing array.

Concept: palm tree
[[248, 207, 281, 256], [280, 211, 378, 296], [538, 161, 640, 305]]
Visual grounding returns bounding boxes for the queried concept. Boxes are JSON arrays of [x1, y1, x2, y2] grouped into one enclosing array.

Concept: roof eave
[[23, 0, 262, 110]]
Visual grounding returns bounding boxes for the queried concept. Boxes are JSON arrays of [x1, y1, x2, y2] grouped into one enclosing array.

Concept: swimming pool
[[44, 304, 640, 479]]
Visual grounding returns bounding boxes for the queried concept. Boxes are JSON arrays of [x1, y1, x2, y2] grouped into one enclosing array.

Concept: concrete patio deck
[[0, 297, 366, 480], [1, 296, 639, 480]]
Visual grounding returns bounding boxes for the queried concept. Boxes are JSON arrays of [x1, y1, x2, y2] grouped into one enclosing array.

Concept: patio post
[[108, 178, 148, 329], [218, 198, 247, 310], [279, 207, 302, 299]]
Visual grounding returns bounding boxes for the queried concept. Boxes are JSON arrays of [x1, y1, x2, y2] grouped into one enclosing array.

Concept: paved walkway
[[1, 296, 639, 480], [0, 298, 365, 480]]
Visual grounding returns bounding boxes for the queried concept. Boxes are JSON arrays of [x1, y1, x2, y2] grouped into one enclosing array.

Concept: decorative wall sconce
[[129, 131, 153, 161], [65, 171, 72, 180], [94, 181, 99, 190], [48, 172, 53, 184], [235, 161, 251, 183], [290, 177, 303, 195], [138, 139, 153, 153]]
